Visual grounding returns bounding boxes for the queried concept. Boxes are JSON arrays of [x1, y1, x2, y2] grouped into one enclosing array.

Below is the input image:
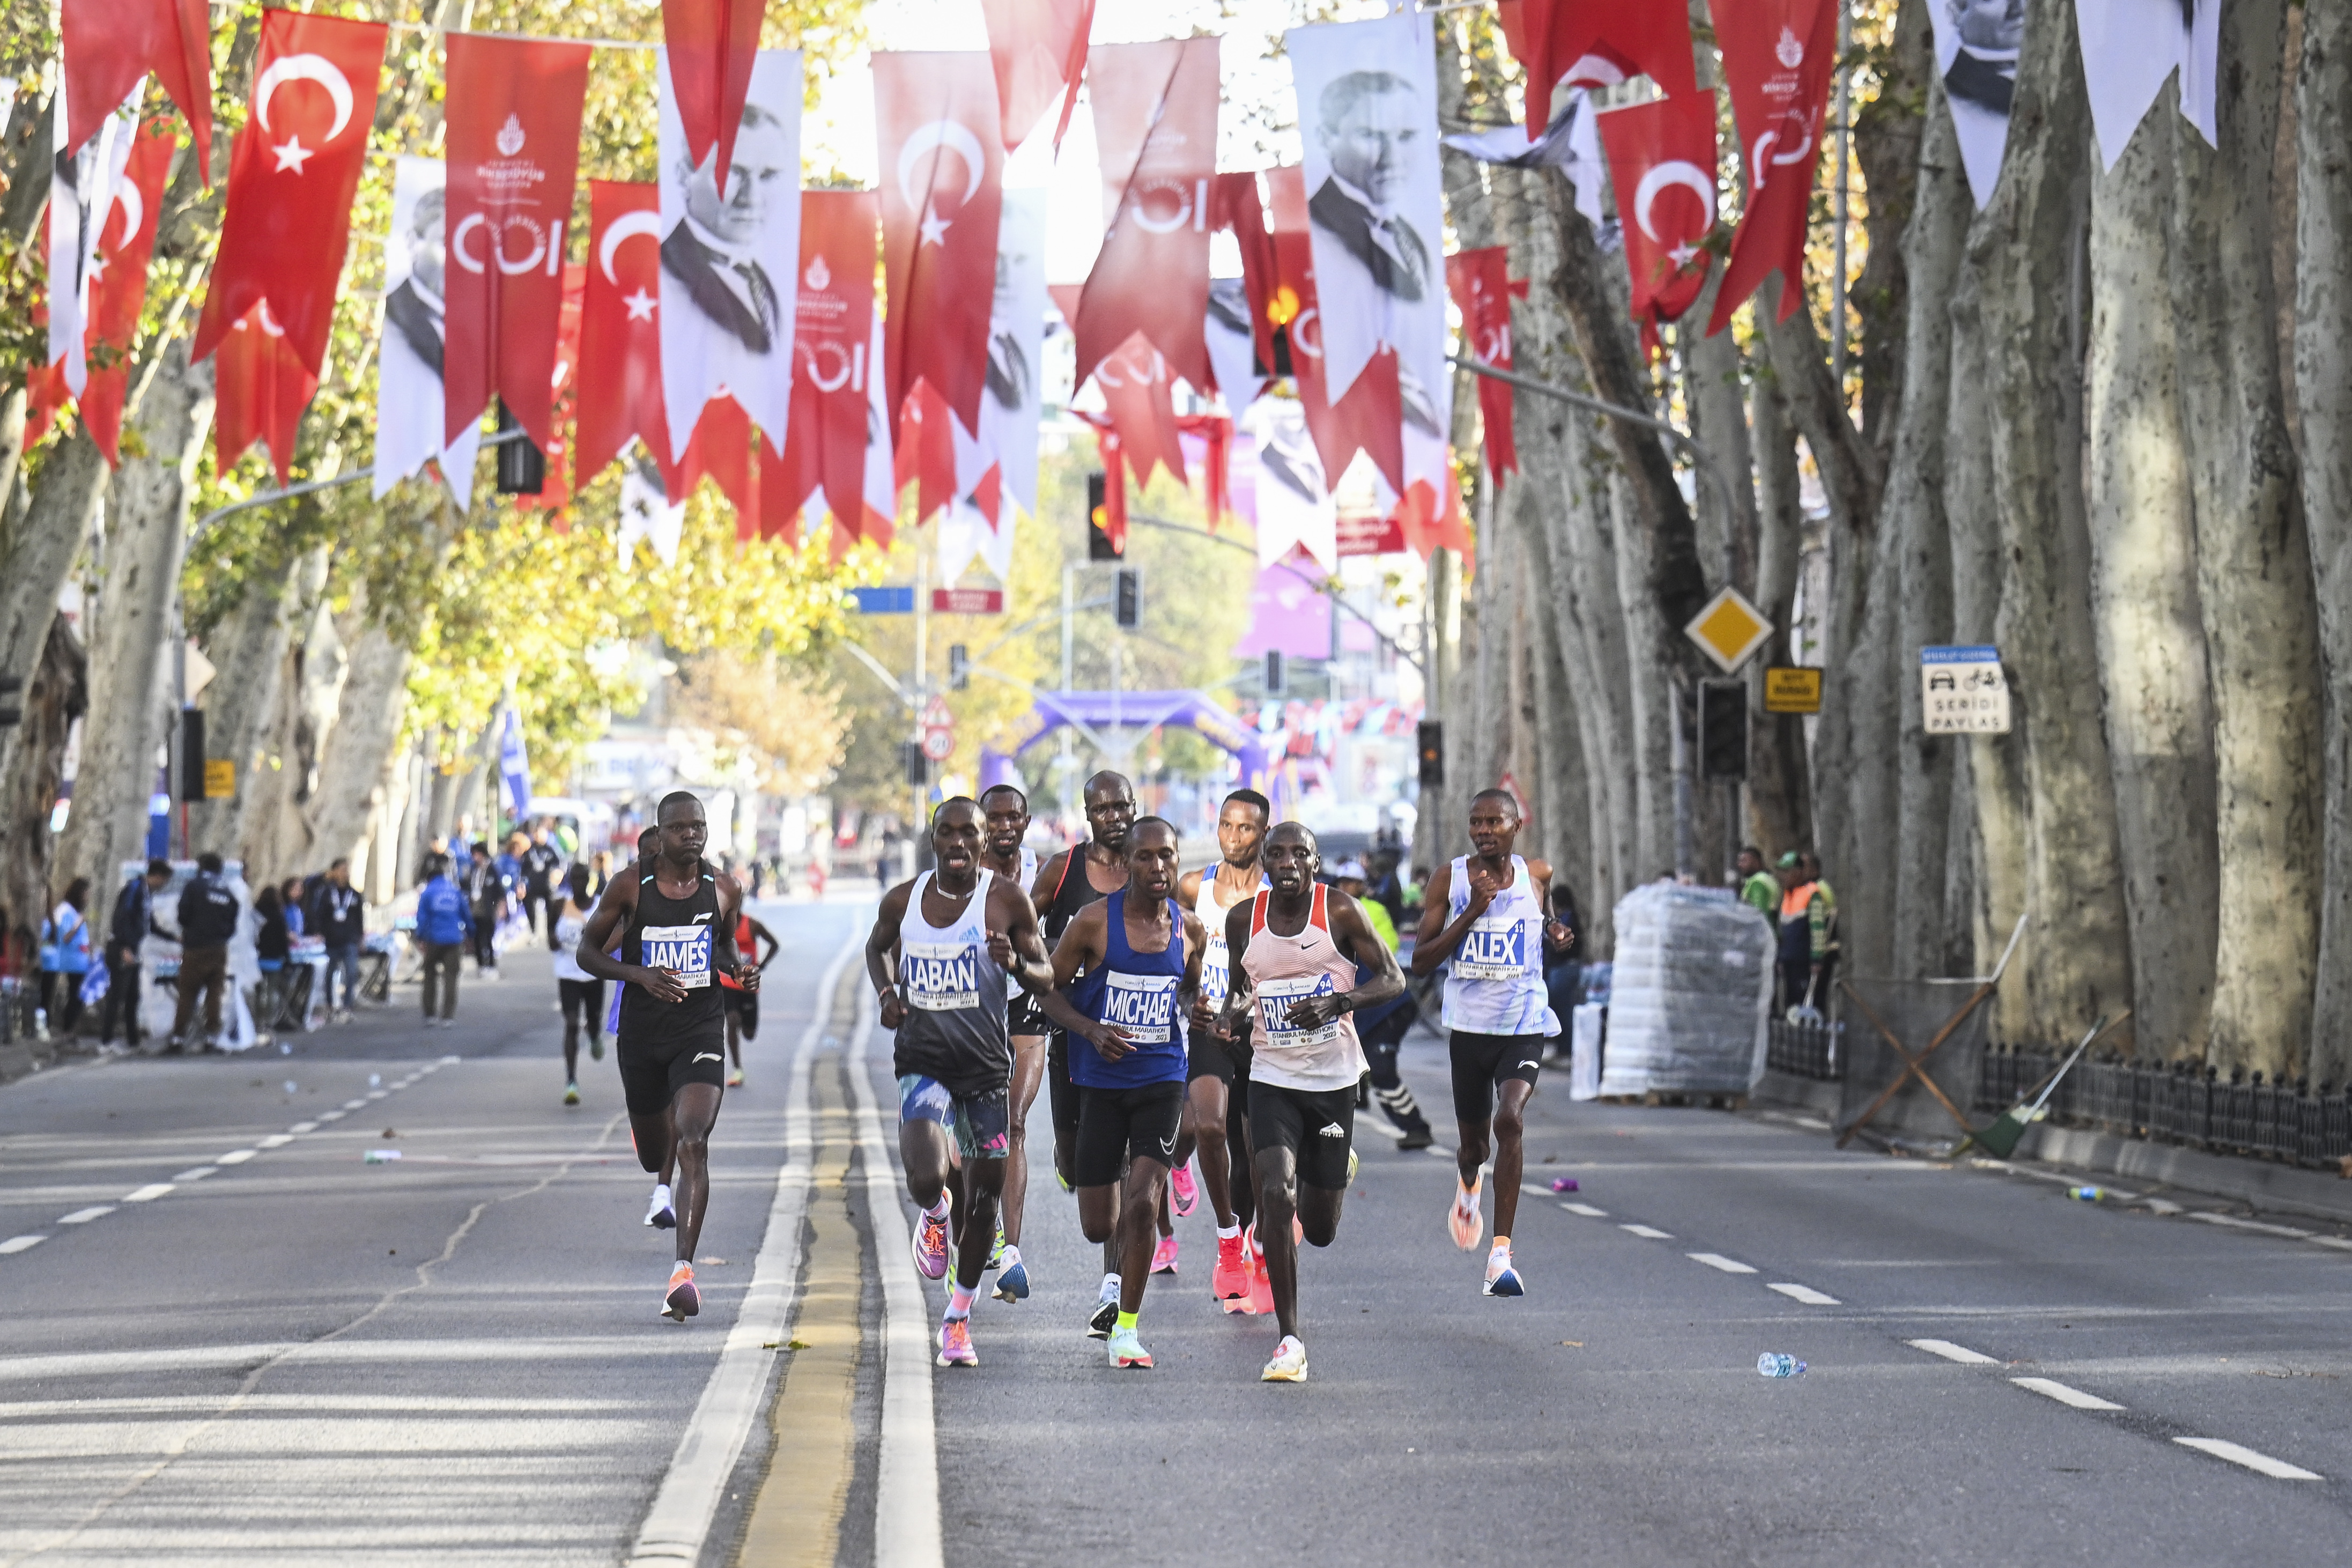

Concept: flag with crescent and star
[[1444, 246, 1526, 484], [1495, 0, 1697, 137], [1709, 0, 1837, 334], [979, 0, 1093, 154], [1070, 35, 1218, 396], [875, 50, 1006, 448], [765, 189, 878, 546], [442, 31, 593, 450], [59, 0, 212, 175], [42, 84, 139, 402], [577, 181, 681, 491], [193, 9, 388, 379], [1596, 91, 1717, 356], [213, 300, 321, 487]]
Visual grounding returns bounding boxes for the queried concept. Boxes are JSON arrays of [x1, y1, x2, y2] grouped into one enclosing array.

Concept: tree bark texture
[[302, 609, 414, 890], [1745, 372, 1812, 860], [1, 620, 86, 955], [0, 431, 106, 798]]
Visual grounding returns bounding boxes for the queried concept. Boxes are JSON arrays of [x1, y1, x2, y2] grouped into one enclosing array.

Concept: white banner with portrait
[[1244, 397, 1337, 574], [952, 184, 1049, 522], [1927, 0, 2023, 206], [373, 156, 483, 509], [2075, 0, 2219, 172]]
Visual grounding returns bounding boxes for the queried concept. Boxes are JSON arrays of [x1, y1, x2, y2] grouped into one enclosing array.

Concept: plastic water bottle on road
[[1757, 1353, 1807, 1378], [2068, 1186, 2105, 1202]]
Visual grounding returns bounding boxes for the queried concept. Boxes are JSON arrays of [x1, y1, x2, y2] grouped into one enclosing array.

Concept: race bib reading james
[[641, 924, 713, 987]]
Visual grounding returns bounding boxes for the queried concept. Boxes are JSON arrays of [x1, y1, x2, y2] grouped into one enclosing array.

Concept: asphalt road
[[5, 894, 2350, 1565]]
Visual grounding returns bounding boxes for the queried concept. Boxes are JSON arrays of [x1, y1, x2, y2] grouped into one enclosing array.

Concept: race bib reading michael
[[642, 924, 713, 988], [1454, 917, 1530, 982], [903, 941, 980, 1011], [1100, 972, 1179, 1044], [1256, 973, 1341, 1049]]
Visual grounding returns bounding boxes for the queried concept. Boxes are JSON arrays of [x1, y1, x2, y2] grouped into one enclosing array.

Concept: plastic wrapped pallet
[[1569, 1003, 1605, 1100], [1597, 883, 1775, 1097]]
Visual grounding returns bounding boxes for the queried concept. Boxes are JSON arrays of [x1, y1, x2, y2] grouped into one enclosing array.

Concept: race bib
[[1200, 935, 1231, 1008], [1454, 916, 1531, 982], [904, 940, 980, 1011], [641, 924, 713, 988], [1099, 972, 1179, 1044], [1256, 973, 1341, 1049]]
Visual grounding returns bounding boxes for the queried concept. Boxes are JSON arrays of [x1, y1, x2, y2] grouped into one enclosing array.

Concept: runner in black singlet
[[978, 782, 1045, 1302], [576, 792, 758, 1321]]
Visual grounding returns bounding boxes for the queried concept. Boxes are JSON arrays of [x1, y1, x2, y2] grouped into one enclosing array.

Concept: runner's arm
[[1028, 849, 1068, 913], [714, 877, 756, 992], [864, 881, 915, 1029], [1289, 891, 1404, 1029], [1032, 904, 1133, 1060], [983, 879, 1053, 994], [1408, 859, 1474, 975], [576, 868, 684, 1003], [749, 917, 780, 970], [1176, 866, 1203, 907], [1176, 909, 1206, 1018], [1527, 856, 1573, 954], [1213, 899, 1256, 1041]]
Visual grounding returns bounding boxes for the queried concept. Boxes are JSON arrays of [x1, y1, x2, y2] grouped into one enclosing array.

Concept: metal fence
[[1764, 1018, 2352, 1172]]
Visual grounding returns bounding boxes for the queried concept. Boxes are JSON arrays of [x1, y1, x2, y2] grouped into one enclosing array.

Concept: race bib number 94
[[904, 941, 980, 1011], [642, 924, 713, 987], [1454, 918, 1530, 982], [1256, 973, 1340, 1049], [1100, 972, 1179, 1044]]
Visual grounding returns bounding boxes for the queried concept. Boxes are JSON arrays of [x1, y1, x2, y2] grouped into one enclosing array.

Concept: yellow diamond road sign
[[1684, 587, 1772, 674]]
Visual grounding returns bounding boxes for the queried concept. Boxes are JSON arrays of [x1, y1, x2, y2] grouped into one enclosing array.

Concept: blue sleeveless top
[[1066, 890, 1189, 1088], [1439, 854, 1560, 1038]]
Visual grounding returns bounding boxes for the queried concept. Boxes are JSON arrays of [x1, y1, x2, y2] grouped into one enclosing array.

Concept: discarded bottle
[[363, 1149, 403, 1164], [1550, 1176, 1581, 1194], [1756, 1353, 1807, 1379], [2069, 1186, 2105, 1202], [283, 1080, 299, 1094], [32, 1007, 47, 1041], [368, 1073, 382, 1089]]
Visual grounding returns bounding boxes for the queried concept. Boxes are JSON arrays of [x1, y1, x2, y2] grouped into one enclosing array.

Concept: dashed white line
[[316, 1111, 346, 1122], [2011, 1377, 2125, 1411], [0, 1236, 44, 1255], [2304, 1236, 2352, 1252], [287, 1122, 318, 1134], [57, 1207, 115, 1225], [2191, 1213, 2311, 1240], [2173, 1437, 2322, 1480], [173, 1167, 218, 1183], [1560, 1202, 1608, 1217], [1687, 1252, 1758, 1274], [1909, 1338, 2000, 1365], [340, 1099, 366, 1111], [1619, 1224, 1674, 1239], [215, 1149, 258, 1165], [121, 1184, 174, 1203], [257, 1134, 295, 1149], [1767, 1283, 1841, 1305]]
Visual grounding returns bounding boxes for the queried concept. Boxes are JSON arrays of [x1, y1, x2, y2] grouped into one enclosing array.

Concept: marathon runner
[[1174, 788, 1270, 1309], [575, 792, 759, 1321], [718, 892, 778, 1089], [978, 782, 1042, 1303], [866, 797, 1052, 1367], [1038, 817, 1204, 1369], [1408, 788, 1574, 1297], [1217, 822, 1403, 1382]]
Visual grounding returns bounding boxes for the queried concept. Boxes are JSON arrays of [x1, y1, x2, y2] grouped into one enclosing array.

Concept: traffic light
[[493, 401, 545, 495], [1698, 679, 1748, 781], [1417, 720, 1444, 788], [1114, 568, 1141, 630], [948, 644, 970, 690], [180, 708, 208, 802], [901, 741, 929, 786], [1263, 649, 1285, 696], [0, 675, 20, 728], [1086, 471, 1122, 560]]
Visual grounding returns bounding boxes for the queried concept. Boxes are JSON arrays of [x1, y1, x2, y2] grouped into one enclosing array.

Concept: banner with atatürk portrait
[[374, 156, 484, 507]]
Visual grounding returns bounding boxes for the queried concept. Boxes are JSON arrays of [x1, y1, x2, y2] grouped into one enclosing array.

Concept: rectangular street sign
[[931, 588, 1004, 614], [849, 586, 916, 615], [1763, 667, 1822, 714], [203, 759, 236, 798], [1921, 645, 2010, 734]]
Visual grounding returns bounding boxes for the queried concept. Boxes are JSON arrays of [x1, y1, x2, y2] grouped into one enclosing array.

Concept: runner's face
[[1217, 801, 1267, 868], [1467, 801, 1518, 859], [1085, 788, 1135, 850], [933, 805, 983, 876], [660, 808, 707, 863], [1262, 832, 1317, 897], [1126, 826, 1179, 899], [982, 796, 1030, 856]]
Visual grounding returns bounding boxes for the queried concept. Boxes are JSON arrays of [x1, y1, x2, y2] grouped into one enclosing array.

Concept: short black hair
[[931, 796, 981, 827], [1128, 815, 1180, 846], [472, 841, 491, 857], [425, 853, 452, 878], [1266, 820, 1318, 850], [658, 790, 705, 822], [146, 859, 171, 878], [1470, 787, 1521, 818], [196, 852, 224, 873], [1223, 788, 1271, 823], [1084, 770, 1134, 800], [979, 783, 1029, 810], [1740, 844, 1763, 860]]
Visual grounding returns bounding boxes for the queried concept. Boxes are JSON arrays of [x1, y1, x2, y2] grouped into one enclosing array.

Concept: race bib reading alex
[[903, 941, 980, 1011], [1454, 916, 1530, 982], [1100, 972, 1179, 1044], [642, 924, 713, 987], [1256, 973, 1341, 1049]]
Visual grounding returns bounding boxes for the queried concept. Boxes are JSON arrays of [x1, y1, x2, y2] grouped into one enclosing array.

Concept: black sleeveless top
[[617, 859, 726, 1043], [1042, 848, 1116, 944]]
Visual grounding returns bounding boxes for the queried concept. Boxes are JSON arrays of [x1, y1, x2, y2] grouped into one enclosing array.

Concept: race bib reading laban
[[642, 924, 713, 987], [1454, 916, 1531, 981], [903, 940, 980, 1011], [1256, 973, 1341, 1049], [1100, 972, 1179, 1044]]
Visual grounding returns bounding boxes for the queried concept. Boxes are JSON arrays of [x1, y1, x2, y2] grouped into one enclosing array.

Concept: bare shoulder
[[1031, 848, 1070, 901], [987, 875, 1033, 927], [1525, 856, 1554, 889]]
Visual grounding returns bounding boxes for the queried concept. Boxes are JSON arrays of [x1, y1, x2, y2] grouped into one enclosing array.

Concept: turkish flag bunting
[[980, 0, 1093, 153], [192, 10, 388, 379], [213, 302, 321, 487], [442, 33, 593, 449], [1091, 332, 1187, 491], [661, 0, 764, 193], [1266, 166, 1404, 497], [516, 262, 587, 517], [1709, 0, 1836, 333], [60, 0, 212, 174], [875, 51, 1005, 446], [1498, 0, 1697, 137], [576, 182, 677, 488], [1597, 91, 1717, 353], [1209, 173, 1278, 380], [767, 190, 879, 538], [1071, 37, 1218, 394], [78, 116, 176, 464], [892, 380, 960, 527], [675, 397, 757, 537], [1444, 247, 1526, 484]]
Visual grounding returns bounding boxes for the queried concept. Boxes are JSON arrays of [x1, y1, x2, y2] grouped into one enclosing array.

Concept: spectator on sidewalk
[[1334, 858, 1435, 1149], [1736, 846, 1778, 922], [99, 860, 169, 1049], [172, 854, 240, 1051], [307, 860, 366, 1022], [1774, 852, 1835, 1017], [1801, 851, 1841, 1003], [521, 824, 563, 946], [279, 878, 307, 938], [39, 878, 94, 1034], [415, 853, 474, 1029], [462, 842, 505, 979], [1543, 881, 1585, 1040], [254, 885, 291, 1025]]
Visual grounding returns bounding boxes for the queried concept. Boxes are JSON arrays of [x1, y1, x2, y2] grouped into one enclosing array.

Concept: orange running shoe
[[1448, 1177, 1485, 1251], [1245, 1245, 1275, 1316], [661, 1261, 699, 1321], [1212, 1232, 1251, 1304]]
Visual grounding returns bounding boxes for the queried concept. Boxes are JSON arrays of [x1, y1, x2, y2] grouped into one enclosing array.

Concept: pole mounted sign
[[1763, 666, 1822, 714], [919, 694, 956, 761], [1921, 645, 2009, 734], [1683, 586, 1772, 674]]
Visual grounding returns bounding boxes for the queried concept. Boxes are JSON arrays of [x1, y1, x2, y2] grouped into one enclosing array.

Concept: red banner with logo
[[213, 302, 321, 486], [1266, 166, 1404, 497], [980, 0, 1093, 152], [1710, 0, 1836, 333], [662, 0, 764, 191], [768, 190, 879, 539], [60, 0, 212, 173], [1445, 246, 1525, 483], [77, 116, 176, 464], [442, 33, 593, 449], [1499, 0, 1696, 137], [576, 182, 671, 486], [193, 11, 388, 379], [1092, 333, 1186, 491], [516, 262, 587, 517], [1598, 91, 1717, 354], [875, 51, 1004, 443], [1071, 36, 1217, 393]]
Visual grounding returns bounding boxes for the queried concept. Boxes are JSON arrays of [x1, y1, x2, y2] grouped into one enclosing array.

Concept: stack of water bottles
[[1597, 882, 1776, 1098]]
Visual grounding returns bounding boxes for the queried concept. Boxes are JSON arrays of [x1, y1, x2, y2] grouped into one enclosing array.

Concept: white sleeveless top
[[1192, 863, 1267, 1012], [892, 870, 1012, 1093], [1439, 854, 1560, 1038], [1243, 884, 1366, 1092]]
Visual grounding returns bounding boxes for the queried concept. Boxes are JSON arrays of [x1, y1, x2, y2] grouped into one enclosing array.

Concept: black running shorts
[[617, 1028, 728, 1119], [1047, 1032, 1081, 1141], [1449, 1030, 1545, 1127], [1009, 987, 1048, 1037], [1249, 1081, 1357, 1192], [1186, 1024, 1241, 1084], [1073, 1080, 1185, 1187], [723, 985, 759, 1037], [558, 978, 605, 1028]]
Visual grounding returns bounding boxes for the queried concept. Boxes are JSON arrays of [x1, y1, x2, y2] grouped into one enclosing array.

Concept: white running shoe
[[1261, 1334, 1308, 1383], [644, 1184, 676, 1229]]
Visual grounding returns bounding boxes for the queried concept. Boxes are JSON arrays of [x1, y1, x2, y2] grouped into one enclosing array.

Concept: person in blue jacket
[[415, 854, 476, 1029]]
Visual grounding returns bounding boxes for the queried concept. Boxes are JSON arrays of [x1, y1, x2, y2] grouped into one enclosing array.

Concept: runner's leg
[[1000, 1034, 1045, 1247], [1491, 1077, 1534, 1244], [1116, 1155, 1168, 1314], [1186, 1074, 1235, 1225], [668, 1082, 723, 1262]]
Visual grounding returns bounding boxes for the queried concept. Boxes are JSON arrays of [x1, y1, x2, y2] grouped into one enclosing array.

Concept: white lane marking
[[257, 1134, 294, 1148], [365, 1090, 388, 1101], [1619, 1224, 1674, 1239], [2012, 1376, 2125, 1411], [0, 1336, 706, 1382], [625, 917, 859, 1568], [2188, 1212, 2311, 1239], [172, 1167, 218, 1182], [1767, 1283, 1841, 1305], [121, 1184, 174, 1203], [57, 1207, 115, 1225], [0, 1236, 43, 1255], [847, 953, 945, 1568], [2140, 1198, 2184, 1215], [1687, 1252, 1758, 1274], [1909, 1338, 2000, 1365], [2304, 1236, 2352, 1252], [1422, 1144, 1455, 1159], [340, 1099, 365, 1110], [1560, 1202, 1608, 1217], [287, 1122, 318, 1134], [214, 1149, 258, 1165], [316, 1111, 346, 1122], [2173, 1437, 2323, 1480]]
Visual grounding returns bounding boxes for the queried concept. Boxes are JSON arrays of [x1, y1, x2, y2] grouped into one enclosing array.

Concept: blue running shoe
[[1482, 1264, 1525, 1298], [992, 1249, 1030, 1303]]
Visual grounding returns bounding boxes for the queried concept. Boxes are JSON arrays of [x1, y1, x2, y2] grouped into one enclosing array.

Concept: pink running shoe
[[936, 1316, 978, 1367], [913, 1192, 952, 1281], [1151, 1233, 1180, 1275], [1171, 1158, 1200, 1218]]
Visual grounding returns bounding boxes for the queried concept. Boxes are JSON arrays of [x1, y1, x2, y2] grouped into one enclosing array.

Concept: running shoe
[[725, 1067, 745, 1088], [912, 1192, 952, 1281], [993, 1253, 1030, 1303], [1105, 1325, 1153, 1369], [1244, 1248, 1275, 1317], [1151, 1233, 1180, 1275], [564, 1082, 580, 1107], [589, 1033, 604, 1061], [986, 1226, 1007, 1270], [645, 1186, 676, 1230], [1483, 1261, 1526, 1298], [1261, 1334, 1308, 1383], [1347, 1148, 1359, 1186], [1212, 1233, 1251, 1304], [1170, 1158, 1200, 1218], [1448, 1178, 1485, 1251], [661, 1262, 699, 1321], [936, 1316, 978, 1367], [1087, 1295, 1120, 1339]]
